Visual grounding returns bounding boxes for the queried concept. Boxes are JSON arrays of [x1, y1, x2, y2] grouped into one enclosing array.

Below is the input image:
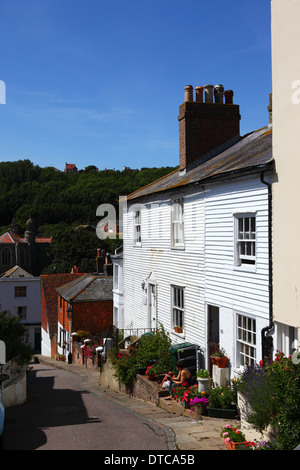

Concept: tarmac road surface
[[3, 362, 168, 451]]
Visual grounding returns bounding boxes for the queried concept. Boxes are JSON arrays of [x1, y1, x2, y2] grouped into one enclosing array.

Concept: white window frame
[[16, 306, 27, 321], [234, 213, 256, 267], [171, 197, 184, 248], [114, 264, 119, 291], [236, 313, 257, 366], [133, 207, 141, 246], [171, 285, 184, 332]]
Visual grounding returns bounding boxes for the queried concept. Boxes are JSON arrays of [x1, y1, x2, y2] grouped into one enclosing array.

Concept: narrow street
[[3, 362, 168, 451]]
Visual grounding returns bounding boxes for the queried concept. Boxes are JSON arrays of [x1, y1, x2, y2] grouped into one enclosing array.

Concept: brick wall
[[72, 300, 113, 336], [179, 101, 240, 170]]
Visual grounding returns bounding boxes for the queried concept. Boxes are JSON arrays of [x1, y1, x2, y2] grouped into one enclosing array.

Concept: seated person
[[164, 359, 193, 400]]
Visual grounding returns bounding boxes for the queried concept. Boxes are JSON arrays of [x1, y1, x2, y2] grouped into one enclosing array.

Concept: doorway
[[148, 283, 157, 329], [207, 305, 220, 373]]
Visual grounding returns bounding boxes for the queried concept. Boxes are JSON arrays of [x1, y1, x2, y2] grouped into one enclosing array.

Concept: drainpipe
[[260, 172, 274, 361]]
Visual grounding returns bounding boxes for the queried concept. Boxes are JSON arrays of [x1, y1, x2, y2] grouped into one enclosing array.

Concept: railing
[[103, 325, 156, 351]]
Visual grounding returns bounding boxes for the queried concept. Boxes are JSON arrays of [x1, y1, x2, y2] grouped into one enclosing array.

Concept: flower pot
[[210, 356, 217, 365], [215, 356, 228, 368], [197, 377, 211, 393], [147, 374, 156, 381], [194, 404, 207, 416], [207, 407, 237, 419], [224, 439, 247, 450], [174, 327, 183, 334]]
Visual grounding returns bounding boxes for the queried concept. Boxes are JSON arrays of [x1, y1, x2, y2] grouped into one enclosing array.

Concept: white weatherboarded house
[[122, 84, 273, 376]]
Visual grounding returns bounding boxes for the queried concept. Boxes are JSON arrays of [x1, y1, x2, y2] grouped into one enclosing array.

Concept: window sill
[[171, 245, 185, 251], [234, 265, 257, 273]]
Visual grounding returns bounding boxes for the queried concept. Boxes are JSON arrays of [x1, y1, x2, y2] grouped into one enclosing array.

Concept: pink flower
[[222, 432, 229, 437], [224, 438, 231, 445]]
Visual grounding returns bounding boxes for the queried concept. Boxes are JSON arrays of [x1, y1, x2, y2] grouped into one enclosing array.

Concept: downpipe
[[260, 172, 274, 360]]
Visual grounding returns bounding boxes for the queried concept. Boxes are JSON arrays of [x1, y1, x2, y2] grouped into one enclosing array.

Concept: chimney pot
[[184, 85, 193, 102], [214, 84, 224, 103], [195, 86, 203, 103], [224, 90, 234, 104], [204, 84, 214, 103]]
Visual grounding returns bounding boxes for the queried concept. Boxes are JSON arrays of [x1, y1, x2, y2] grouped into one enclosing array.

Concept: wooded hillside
[[0, 159, 175, 273]]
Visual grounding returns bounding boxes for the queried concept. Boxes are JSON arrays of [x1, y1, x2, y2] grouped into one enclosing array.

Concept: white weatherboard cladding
[[123, 188, 206, 347], [204, 175, 270, 319]]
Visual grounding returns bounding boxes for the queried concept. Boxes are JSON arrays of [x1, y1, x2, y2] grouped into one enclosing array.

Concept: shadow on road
[[4, 366, 101, 450]]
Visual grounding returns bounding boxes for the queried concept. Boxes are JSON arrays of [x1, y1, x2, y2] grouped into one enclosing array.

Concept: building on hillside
[[271, 0, 300, 354], [121, 84, 274, 378], [0, 265, 41, 352], [41, 273, 85, 357], [55, 273, 113, 360], [64, 163, 77, 173], [0, 217, 51, 276]]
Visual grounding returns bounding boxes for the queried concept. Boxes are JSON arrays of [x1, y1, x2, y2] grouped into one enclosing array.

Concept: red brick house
[[41, 273, 85, 357], [56, 273, 113, 359]]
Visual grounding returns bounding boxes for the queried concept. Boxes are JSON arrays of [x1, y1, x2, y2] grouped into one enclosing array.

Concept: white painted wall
[[123, 172, 271, 373], [0, 277, 41, 352]]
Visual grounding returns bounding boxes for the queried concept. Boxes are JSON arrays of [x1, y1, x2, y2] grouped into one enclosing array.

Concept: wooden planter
[[207, 407, 237, 419]]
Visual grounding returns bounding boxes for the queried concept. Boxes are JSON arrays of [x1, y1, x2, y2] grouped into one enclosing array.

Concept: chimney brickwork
[[179, 84, 240, 171]]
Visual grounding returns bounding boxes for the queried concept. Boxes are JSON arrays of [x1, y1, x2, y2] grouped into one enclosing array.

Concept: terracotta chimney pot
[[195, 86, 204, 103], [204, 84, 214, 103], [184, 85, 193, 102]]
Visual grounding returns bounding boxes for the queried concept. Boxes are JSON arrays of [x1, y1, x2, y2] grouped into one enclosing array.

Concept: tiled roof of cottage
[[126, 126, 273, 201], [56, 274, 113, 302], [0, 231, 51, 244]]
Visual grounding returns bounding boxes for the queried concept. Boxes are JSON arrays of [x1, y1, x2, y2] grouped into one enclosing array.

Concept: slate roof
[[0, 265, 33, 278], [56, 274, 113, 303], [126, 126, 273, 201]]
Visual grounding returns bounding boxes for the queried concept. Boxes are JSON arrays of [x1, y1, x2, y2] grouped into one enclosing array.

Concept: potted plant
[[190, 395, 209, 416], [145, 364, 156, 380], [220, 424, 247, 450], [207, 386, 237, 418], [174, 326, 183, 334], [196, 369, 211, 392], [210, 346, 228, 368]]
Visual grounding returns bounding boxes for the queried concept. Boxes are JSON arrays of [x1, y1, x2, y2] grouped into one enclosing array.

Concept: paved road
[[3, 362, 168, 450]]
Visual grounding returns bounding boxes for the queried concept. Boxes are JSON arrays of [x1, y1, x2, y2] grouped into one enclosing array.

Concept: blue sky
[[0, 0, 271, 171]]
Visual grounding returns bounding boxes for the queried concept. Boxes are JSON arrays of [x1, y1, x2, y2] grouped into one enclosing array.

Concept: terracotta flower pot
[[224, 439, 247, 450], [215, 356, 228, 368]]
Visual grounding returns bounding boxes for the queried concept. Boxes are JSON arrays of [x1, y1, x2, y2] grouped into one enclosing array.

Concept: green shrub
[[208, 386, 237, 409], [236, 352, 300, 450], [0, 310, 33, 365]]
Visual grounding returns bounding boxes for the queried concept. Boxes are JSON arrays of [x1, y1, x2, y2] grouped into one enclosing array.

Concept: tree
[[0, 311, 33, 364]]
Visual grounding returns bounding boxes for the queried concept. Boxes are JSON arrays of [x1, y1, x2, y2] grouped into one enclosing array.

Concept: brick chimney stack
[[178, 84, 241, 171]]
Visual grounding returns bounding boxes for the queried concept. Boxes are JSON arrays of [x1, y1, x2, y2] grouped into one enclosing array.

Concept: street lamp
[[67, 303, 73, 364]]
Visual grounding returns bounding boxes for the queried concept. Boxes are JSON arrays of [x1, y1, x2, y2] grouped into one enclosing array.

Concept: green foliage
[[236, 352, 300, 450], [208, 386, 237, 409], [0, 160, 175, 272], [196, 369, 210, 378], [110, 325, 173, 389], [0, 311, 33, 365]]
